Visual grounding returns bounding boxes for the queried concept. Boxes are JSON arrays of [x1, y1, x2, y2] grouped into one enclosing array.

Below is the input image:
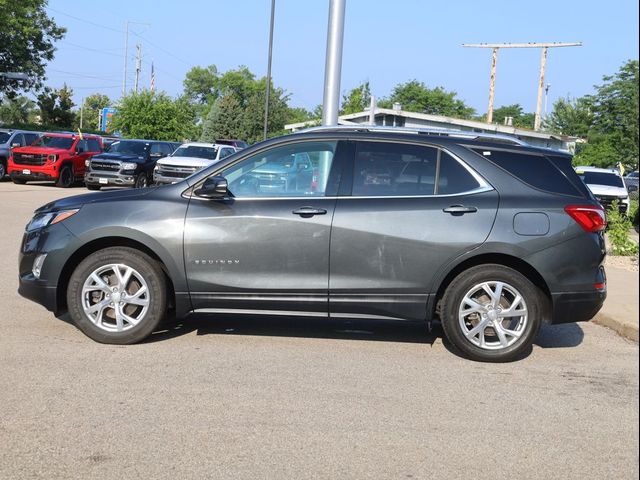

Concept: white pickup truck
[[153, 142, 237, 185]]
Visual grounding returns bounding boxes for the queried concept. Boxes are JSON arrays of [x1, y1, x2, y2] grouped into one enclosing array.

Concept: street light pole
[[263, 0, 276, 141], [321, 0, 346, 126]]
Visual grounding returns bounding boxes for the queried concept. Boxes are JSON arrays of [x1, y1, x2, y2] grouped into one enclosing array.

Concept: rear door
[[329, 140, 499, 321]]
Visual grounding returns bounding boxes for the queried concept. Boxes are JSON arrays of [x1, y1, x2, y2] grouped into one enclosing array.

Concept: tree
[[183, 65, 219, 104], [489, 104, 535, 129], [36, 84, 75, 128], [544, 96, 594, 138], [285, 106, 315, 125], [75, 93, 111, 131], [217, 66, 258, 106], [200, 94, 243, 142], [340, 81, 371, 115], [0, 95, 36, 124], [241, 79, 291, 143], [0, 0, 66, 98], [379, 80, 475, 118], [109, 90, 196, 141]]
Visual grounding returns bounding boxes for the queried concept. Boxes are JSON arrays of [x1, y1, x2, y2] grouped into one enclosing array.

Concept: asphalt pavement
[[0, 182, 638, 480]]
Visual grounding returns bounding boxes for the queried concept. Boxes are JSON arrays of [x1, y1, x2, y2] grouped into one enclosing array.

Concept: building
[[285, 106, 581, 153]]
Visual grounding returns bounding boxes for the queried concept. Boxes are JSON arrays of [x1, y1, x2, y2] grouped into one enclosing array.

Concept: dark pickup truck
[[84, 139, 178, 189]]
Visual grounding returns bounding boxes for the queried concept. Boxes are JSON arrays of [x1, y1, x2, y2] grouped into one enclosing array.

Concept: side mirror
[[194, 176, 228, 199], [11, 142, 21, 148], [629, 185, 638, 193]]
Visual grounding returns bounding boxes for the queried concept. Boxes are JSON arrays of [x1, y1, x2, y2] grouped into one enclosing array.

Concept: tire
[[66, 247, 167, 344], [440, 264, 543, 362], [0, 159, 6, 180], [134, 173, 148, 188], [56, 164, 74, 188], [12, 177, 27, 185], [86, 184, 101, 191]]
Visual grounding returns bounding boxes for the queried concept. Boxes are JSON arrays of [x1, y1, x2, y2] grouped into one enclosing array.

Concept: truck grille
[[91, 161, 121, 172], [595, 195, 627, 213], [12, 153, 47, 166], [157, 164, 200, 178]]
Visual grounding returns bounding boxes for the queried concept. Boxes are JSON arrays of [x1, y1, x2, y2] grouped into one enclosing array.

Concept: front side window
[[87, 139, 102, 152], [0, 132, 10, 144], [220, 141, 336, 197]]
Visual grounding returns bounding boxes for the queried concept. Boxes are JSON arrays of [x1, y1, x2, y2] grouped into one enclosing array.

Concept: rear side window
[[472, 148, 582, 197], [353, 142, 438, 196]]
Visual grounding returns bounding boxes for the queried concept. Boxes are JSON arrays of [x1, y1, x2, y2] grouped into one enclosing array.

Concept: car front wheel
[[440, 264, 543, 362], [66, 247, 167, 344]]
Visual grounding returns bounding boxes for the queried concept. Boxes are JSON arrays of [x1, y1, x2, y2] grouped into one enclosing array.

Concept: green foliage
[[285, 106, 315, 125], [0, 0, 66, 98], [74, 93, 111, 131], [607, 201, 639, 256], [109, 90, 196, 141], [218, 67, 259, 106], [183, 65, 219, 105], [544, 96, 594, 137], [546, 60, 639, 171], [36, 84, 75, 128], [200, 94, 243, 142], [0, 95, 36, 124], [340, 81, 371, 115], [488, 104, 535, 129], [379, 80, 475, 118]]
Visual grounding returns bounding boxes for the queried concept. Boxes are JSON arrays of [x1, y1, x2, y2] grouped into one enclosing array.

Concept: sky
[[44, 0, 639, 116]]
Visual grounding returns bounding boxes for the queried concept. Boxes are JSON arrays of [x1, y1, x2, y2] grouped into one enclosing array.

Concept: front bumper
[[153, 172, 185, 185], [18, 274, 58, 312], [85, 172, 135, 187], [10, 170, 56, 182]]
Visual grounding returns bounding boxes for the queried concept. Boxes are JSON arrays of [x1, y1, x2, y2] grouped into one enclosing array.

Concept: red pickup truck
[[8, 133, 103, 187]]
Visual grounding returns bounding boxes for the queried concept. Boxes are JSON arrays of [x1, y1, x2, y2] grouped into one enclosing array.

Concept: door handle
[[292, 207, 327, 217], [443, 205, 478, 215]]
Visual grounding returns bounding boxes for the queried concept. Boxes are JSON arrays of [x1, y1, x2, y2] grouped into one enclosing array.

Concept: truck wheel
[[0, 159, 6, 180], [134, 173, 148, 188], [66, 247, 167, 344], [440, 264, 543, 363], [56, 165, 74, 188], [12, 177, 27, 185], [86, 184, 101, 191]]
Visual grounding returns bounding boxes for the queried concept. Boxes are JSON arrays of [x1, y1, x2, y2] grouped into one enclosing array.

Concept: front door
[[329, 140, 499, 321], [184, 139, 345, 316]]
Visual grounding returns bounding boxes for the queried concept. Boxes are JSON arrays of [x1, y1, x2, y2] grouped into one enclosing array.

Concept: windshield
[[33, 136, 75, 150], [108, 141, 147, 156], [0, 132, 10, 144], [578, 171, 624, 188], [172, 145, 218, 160], [628, 172, 639, 178]]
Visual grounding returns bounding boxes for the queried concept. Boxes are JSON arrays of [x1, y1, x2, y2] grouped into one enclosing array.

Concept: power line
[[46, 6, 123, 33], [130, 30, 193, 67], [48, 68, 120, 80]]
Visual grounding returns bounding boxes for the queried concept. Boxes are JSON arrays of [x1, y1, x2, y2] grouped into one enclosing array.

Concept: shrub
[[607, 201, 639, 256]]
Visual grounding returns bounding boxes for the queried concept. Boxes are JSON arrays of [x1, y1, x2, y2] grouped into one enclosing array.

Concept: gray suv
[[18, 127, 607, 362], [0, 129, 40, 178]]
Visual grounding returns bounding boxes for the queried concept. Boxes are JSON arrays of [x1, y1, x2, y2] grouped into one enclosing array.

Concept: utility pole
[[122, 21, 129, 97], [463, 42, 581, 130], [134, 44, 142, 93], [321, 0, 346, 126], [263, 0, 276, 141]]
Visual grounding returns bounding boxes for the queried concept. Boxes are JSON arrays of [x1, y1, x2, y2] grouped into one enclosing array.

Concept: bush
[[607, 201, 639, 256]]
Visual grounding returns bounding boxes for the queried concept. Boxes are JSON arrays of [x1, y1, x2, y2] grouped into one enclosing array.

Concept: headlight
[[26, 209, 79, 232], [48, 154, 59, 162], [121, 162, 137, 170], [154, 165, 159, 171], [85, 159, 90, 167]]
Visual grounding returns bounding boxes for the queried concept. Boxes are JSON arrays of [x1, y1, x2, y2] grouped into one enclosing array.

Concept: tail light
[[564, 205, 607, 232]]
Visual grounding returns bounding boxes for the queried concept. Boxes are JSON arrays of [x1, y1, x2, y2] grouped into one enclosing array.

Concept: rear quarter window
[[471, 148, 582, 197]]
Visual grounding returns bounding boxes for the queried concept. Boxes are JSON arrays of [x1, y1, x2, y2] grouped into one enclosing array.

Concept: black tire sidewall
[[135, 173, 148, 188], [86, 184, 101, 191], [56, 165, 73, 188], [66, 247, 166, 344], [441, 265, 542, 362]]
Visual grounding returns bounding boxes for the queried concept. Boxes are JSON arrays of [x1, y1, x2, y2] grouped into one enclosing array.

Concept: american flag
[[150, 62, 156, 92]]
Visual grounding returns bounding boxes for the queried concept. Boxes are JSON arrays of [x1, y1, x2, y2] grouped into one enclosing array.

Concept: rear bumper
[[551, 290, 606, 324]]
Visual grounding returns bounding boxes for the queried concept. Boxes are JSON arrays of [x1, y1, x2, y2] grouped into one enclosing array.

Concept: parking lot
[[0, 182, 638, 479]]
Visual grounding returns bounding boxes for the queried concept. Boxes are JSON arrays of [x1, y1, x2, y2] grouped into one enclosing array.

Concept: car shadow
[[146, 314, 438, 346], [534, 323, 585, 348]]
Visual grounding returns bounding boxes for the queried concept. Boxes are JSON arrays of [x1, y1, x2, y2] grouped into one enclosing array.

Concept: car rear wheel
[[56, 165, 74, 188], [440, 264, 543, 362], [66, 247, 167, 344]]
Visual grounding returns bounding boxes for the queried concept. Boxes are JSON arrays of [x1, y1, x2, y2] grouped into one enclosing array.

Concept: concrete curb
[[593, 313, 639, 342]]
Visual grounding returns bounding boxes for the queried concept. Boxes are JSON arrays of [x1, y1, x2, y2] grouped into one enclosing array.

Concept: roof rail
[[296, 124, 530, 146]]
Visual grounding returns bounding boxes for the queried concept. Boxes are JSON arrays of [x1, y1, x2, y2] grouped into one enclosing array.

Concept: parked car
[[8, 133, 102, 187], [84, 139, 175, 190], [18, 127, 607, 362], [0, 129, 41, 179], [624, 171, 638, 198], [575, 166, 630, 215], [244, 150, 314, 194], [216, 139, 249, 150], [153, 142, 237, 185]]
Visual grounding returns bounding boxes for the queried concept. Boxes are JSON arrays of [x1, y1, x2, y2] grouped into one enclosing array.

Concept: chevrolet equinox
[[18, 127, 607, 362]]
